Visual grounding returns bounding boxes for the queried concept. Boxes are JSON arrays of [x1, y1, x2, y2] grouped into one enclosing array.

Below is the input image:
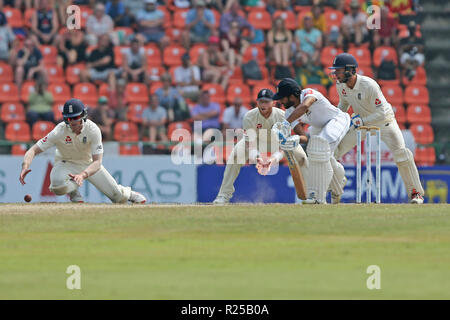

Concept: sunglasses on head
[[65, 114, 83, 121]]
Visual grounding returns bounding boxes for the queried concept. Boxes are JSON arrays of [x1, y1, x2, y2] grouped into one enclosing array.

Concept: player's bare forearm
[[81, 154, 103, 178], [22, 144, 43, 169], [293, 124, 308, 144], [286, 96, 316, 123]]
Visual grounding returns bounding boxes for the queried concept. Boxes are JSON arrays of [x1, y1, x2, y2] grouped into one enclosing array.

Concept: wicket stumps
[[356, 126, 381, 203]]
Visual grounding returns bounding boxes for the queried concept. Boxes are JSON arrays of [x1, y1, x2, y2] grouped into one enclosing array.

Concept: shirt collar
[[347, 74, 360, 91]]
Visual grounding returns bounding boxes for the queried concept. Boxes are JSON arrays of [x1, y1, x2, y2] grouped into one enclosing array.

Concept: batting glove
[[351, 113, 364, 128], [280, 135, 300, 151]]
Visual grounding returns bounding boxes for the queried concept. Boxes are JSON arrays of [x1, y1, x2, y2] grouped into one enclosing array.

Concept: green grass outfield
[[0, 203, 449, 299]]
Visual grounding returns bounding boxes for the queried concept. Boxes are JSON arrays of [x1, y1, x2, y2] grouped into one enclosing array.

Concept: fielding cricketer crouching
[[19, 98, 147, 204]]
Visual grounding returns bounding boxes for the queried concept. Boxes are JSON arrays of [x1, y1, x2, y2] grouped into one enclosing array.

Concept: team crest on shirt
[[65, 136, 72, 144], [83, 136, 87, 144], [342, 89, 347, 96], [375, 98, 381, 106], [257, 123, 262, 129], [42, 136, 48, 143]]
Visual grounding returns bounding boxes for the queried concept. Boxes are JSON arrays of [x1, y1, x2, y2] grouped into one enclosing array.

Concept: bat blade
[[283, 150, 307, 200]]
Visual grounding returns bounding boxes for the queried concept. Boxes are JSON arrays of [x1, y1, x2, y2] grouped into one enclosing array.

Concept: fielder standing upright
[[329, 53, 424, 204]]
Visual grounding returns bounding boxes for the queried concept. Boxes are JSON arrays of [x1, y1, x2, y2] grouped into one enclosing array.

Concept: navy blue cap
[[272, 78, 300, 100], [257, 88, 274, 101], [328, 53, 358, 70]]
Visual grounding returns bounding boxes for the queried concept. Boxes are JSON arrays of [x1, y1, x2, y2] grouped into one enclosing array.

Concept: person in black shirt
[[56, 29, 87, 68], [14, 36, 46, 90], [399, 21, 425, 80], [31, 0, 59, 45], [80, 34, 119, 91]]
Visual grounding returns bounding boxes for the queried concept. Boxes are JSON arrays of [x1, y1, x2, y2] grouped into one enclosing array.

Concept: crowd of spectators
[[0, 0, 425, 156]]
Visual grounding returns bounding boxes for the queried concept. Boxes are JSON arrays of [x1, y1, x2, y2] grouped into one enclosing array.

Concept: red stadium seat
[[324, 9, 344, 33], [114, 121, 139, 142], [157, 6, 172, 29], [48, 83, 71, 103], [79, 6, 93, 29], [404, 85, 429, 105], [381, 85, 403, 105], [373, 46, 398, 67], [349, 47, 371, 67], [114, 46, 130, 67], [171, 9, 188, 29], [5, 121, 31, 142], [73, 83, 98, 107], [125, 83, 149, 103], [127, 103, 146, 124], [228, 67, 245, 86], [20, 81, 35, 103], [168, 121, 192, 138], [45, 65, 65, 83], [53, 102, 64, 122], [0, 83, 19, 102], [149, 82, 163, 95], [226, 84, 251, 104], [392, 105, 406, 125], [40, 45, 58, 65], [166, 28, 182, 43], [0, 62, 14, 83], [65, 63, 86, 85], [119, 144, 141, 155], [163, 45, 186, 67], [402, 66, 427, 86], [32, 121, 55, 141], [202, 83, 226, 104], [3, 7, 23, 28], [147, 66, 165, 82], [144, 44, 162, 67], [356, 65, 374, 78], [11, 143, 28, 155], [273, 11, 297, 30], [406, 104, 431, 124], [251, 82, 276, 100], [320, 46, 342, 68], [1, 102, 26, 122], [414, 146, 435, 166], [410, 124, 434, 145], [189, 44, 208, 65], [327, 85, 340, 106], [248, 9, 272, 30], [306, 84, 327, 97], [24, 8, 35, 28]]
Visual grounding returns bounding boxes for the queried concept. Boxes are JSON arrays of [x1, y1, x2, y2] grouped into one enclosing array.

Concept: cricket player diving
[[19, 98, 147, 204], [213, 89, 308, 204], [329, 53, 424, 204], [273, 78, 350, 204]]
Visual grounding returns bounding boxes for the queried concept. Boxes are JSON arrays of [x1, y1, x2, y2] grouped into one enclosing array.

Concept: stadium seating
[[410, 124, 434, 145], [119, 144, 141, 155], [127, 103, 146, 124], [392, 105, 406, 125], [65, 63, 86, 85], [172, 9, 189, 29], [414, 146, 435, 166], [324, 9, 344, 33], [114, 121, 139, 142], [0, 83, 20, 102], [327, 85, 340, 106], [40, 45, 58, 66], [3, 7, 23, 28], [251, 82, 276, 99], [32, 121, 55, 141], [402, 66, 427, 86], [1, 102, 26, 122], [306, 84, 327, 97], [48, 83, 71, 103], [406, 104, 431, 124], [273, 11, 297, 30], [163, 45, 186, 67], [373, 46, 398, 67], [381, 85, 404, 105], [320, 46, 342, 68], [45, 65, 65, 83], [20, 81, 35, 103], [11, 143, 28, 155], [248, 9, 272, 30], [226, 84, 252, 105], [0, 63, 14, 83], [125, 83, 149, 103], [348, 47, 371, 67], [168, 121, 192, 138], [73, 83, 99, 106], [52, 102, 64, 122], [202, 83, 226, 104], [144, 44, 162, 66], [404, 85, 429, 105], [5, 121, 31, 142]]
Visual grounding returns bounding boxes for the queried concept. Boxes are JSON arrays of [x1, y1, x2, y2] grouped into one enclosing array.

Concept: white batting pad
[[329, 156, 346, 196], [306, 136, 333, 203], [394, 148, 425, 196]]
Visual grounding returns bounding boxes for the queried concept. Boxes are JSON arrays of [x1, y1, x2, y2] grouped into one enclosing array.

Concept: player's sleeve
[[336, 84, 350, 112], [90, 126, 104, 156], [36, 125, 59, 151], [242, 113, 254, 142], [362, 84, 387, 123], [302, 88, 321, 102]]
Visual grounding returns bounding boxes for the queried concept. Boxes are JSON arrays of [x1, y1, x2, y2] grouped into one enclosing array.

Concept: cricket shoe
[[69, 190, 84, 203], [410, 189, 424, 204], [302, 192, 324, 204], [331, 176, 347, 204], [213, 196, 230, 204], [129, 191, 146, 204]]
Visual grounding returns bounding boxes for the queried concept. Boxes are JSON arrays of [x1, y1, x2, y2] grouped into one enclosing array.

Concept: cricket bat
[[283, 150, 307, 200]]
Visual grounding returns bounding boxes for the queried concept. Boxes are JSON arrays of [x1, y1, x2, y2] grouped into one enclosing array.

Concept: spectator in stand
[[199, 36, 230, 89], [0, 11, 15, 62], [142, 94, 168, 142], [31, 0, 59, 46], [219, 1, 254, 40], [191, 90, 221, 142], [221, 20, 248, 72], [122, 38, 148, 84], [14, 36, 45, 90], [26, 73, 54, 127], [267, 16, 292, 67], [221, 96, 247, 136], [295, 14, 322, 67], [0, 0, 33, 10], [56, 29, 87, 68], [373, 6, 398, 47], [88, 96, 116, 141], [105, 0, 125, 26], [338, 0, 368, 49], [309, 3, 327, 34], [155, 73, 191, 123], [173, 0, 190, 9], [266, 0, 291, 15], [136, 0, 169, 49], [108, 78, 128, 121], [175, 53, 202, 102], [80, 34, 118, 92], [86, 3, 115, 46], [399, 20, 424, 80], [182, 0, 216, 49], [206, 0, 223, 11], [385, 0, 414, 16]]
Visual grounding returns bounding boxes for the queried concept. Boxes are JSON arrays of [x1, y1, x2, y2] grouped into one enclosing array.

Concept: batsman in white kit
[[19, 98, 147, 204], [213, 89, 308, 204], [273, 78, 350, 204], [329, 53, 424, 204]]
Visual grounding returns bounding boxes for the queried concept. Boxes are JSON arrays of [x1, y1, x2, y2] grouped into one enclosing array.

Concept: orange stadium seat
[[144, 44, 162, 66], [48, 83, 71, 103], [65, 63, 86, 85], [320, 46, 342, 68], [414, 146, 435, 166], [398, 23, 422, 39], [119, 144, 141, 155], [0, 83, 19, 102], [373, 46, 398, 67], [32, 121, 55, 141], [157, 6, 172, 29], [114, 46, 130, 67], [404, 85, 429, 105], [114, 121, 139, 142], [406, 104, 431, 124], [127, 103, 146, 124], [53, 102, 64, 122], [0, 63, 14, 83], [166, 28, 182, 43], [228, 67, 245, 86], [79, 6, 93, 29], [147, 66, 165, 82], [381, 85, 403, 105], [356, 65, 374, 78], [202, 83, 226, 104], [251, 82, 276, 100], [73, 83, 98, 106], [171, 9, 188, 29], [243, 46, 266, 65], [1, 102, 25, 122], [324, 9, 344, 33], [248, 9, 272, 30], [126, 83, 149, 103], [3, 7, 23, 28], [189, 44, 207, 65], [306, 84, 327, 97], [294, 5, 311, 13], [5, 121, 31, 142], [149, 82, 163, 95], [226, 84, 251, 105], [273, 11, 297, 30], [212, 9, 221, 28], [11, 144, 28, 155], [20, 81, 35, 103], [328, 85, 340, 105], [402, 66, 427, 86], [24, 8, 35, 28], [410, 124, 434, 145], [163, 45, 186, 67], [45, 65, 65, 83], [349, 47, 371, 66], [168, 121, 192, 138], [40, 45, 58, 65], [392, 105, 406, 125]]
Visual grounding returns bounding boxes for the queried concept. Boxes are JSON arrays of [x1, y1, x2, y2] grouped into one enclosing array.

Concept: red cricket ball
[[24, 194, 32, 202]]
